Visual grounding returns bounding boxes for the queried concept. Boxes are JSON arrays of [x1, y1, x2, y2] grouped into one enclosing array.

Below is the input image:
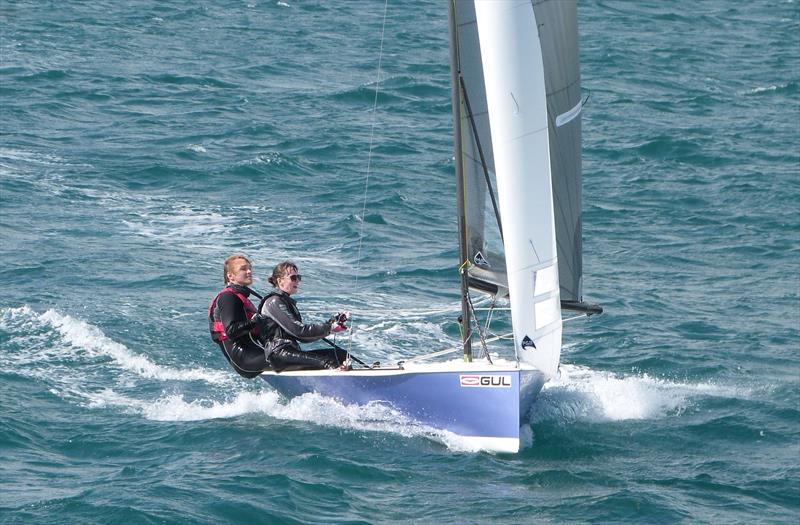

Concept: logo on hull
[[459, 375, 512, 388]]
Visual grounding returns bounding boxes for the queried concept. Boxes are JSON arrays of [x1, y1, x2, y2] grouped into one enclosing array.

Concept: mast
[[448, 0, 472, 362]]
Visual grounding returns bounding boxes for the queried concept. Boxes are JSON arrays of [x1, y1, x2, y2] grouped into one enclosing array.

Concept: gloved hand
[[329, 311, 350, 332]]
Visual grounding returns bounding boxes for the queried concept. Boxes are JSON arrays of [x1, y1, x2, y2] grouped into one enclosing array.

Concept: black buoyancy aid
[[208, 287, 260, 343], [257, 291, 293, 342]]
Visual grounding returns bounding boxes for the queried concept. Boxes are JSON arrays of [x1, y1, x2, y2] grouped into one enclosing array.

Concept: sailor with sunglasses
[[258, 261, 350, 371]]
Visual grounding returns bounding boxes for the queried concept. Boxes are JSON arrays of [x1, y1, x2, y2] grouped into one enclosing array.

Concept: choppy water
[[1, 0, 798, 523]]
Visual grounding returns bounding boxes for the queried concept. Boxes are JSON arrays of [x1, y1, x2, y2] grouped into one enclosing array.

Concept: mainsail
[[452, 0, 585, 307]]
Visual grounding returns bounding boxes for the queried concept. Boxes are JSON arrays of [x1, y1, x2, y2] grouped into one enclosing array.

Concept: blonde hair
[[223, 254, 251, 284]]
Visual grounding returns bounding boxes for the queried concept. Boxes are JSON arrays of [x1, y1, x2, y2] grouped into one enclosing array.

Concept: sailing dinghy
[[260, 0, 600, 453]]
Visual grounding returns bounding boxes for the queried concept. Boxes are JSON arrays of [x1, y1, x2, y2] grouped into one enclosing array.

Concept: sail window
[[533, 264, 558, 296], [534, 296, 560, 331]]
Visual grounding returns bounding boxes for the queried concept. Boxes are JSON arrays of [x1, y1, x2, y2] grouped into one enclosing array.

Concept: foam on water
[[740, 82, 795, 95], [1, 305, 755, 454], [0, 306, 229, 385], [121, 207, 230, 240], [0, 305, 509, 452], [0, 305, 523, 453], [532, 363, 748, 424], [133, 388, 501, 454], [73, 354, 752, 454], [15, 359, 766, 453], [0, 147, 71, 171], [79, 381, 487, 452], [83, 389, 282, 421]]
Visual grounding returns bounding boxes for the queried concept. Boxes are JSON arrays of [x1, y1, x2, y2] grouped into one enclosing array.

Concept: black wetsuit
[[211, 285, 269, 378], [259, 290, 347, 372]]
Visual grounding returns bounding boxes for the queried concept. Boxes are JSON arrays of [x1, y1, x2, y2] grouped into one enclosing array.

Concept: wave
[[114, 361, 749, 453], [0, 305, 753, 454], [740, 81, 797, 96], [532, 363, 748, 424], [79, 360, 752, 454], [94, 386, 500, 453], [0, 306, 229, 385]]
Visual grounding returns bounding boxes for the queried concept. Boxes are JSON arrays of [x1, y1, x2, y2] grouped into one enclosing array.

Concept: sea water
[[1, 0, 798, 523]]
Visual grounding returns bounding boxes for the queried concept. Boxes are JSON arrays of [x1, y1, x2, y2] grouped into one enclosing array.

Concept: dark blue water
[[2, 1, 798, 523]]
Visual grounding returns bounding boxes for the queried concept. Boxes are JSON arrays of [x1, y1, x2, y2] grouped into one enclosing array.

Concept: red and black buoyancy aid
[[208, 286, 260, 343]]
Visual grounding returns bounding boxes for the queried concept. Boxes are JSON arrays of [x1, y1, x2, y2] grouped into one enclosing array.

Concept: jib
[[481, 376, 511, 386]]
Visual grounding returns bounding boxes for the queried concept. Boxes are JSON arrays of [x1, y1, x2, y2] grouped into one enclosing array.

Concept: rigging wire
[[465, 290, 492, 364], [348, 0, 390, 354], [405, 331, 514, 363]]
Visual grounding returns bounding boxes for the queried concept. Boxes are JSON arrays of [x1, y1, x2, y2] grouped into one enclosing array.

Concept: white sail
[[473, 0, 561, 377]]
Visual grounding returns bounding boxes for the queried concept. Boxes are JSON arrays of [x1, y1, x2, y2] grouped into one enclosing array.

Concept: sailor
[[259, 261, 350, 372], [208, 254, 271, 378]]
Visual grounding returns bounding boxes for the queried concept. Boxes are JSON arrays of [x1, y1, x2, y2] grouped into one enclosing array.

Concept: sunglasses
[[285, 274, 302, 282]]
